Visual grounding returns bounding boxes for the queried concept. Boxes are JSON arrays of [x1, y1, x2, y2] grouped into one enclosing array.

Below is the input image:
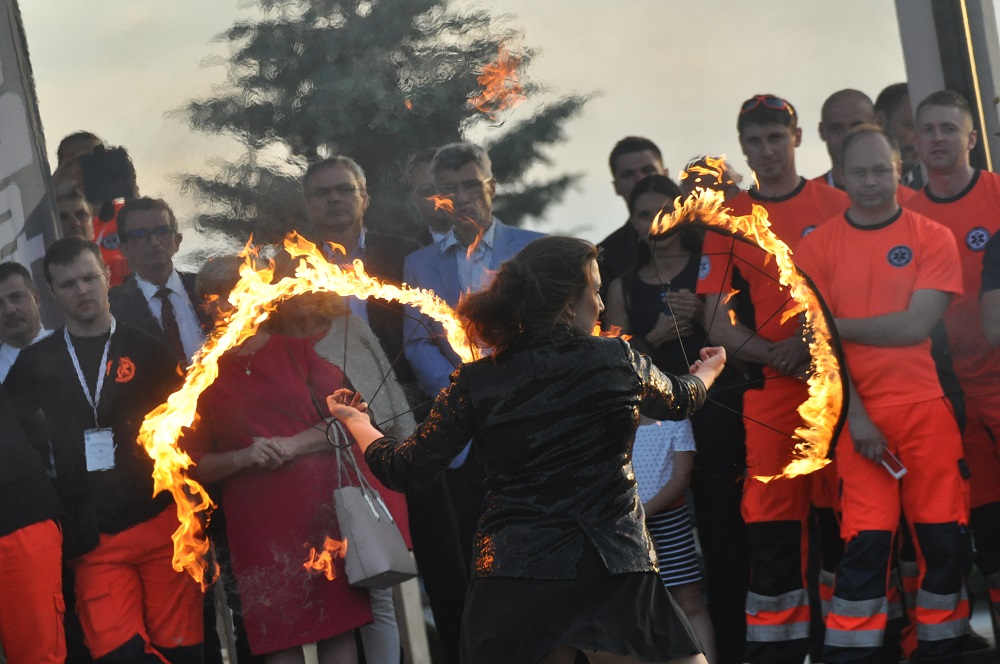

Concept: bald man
[[814, 89, 876, 189]]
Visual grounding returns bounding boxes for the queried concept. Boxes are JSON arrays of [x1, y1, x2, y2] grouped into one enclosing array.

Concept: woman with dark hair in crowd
[[325, 235, 725, 664]]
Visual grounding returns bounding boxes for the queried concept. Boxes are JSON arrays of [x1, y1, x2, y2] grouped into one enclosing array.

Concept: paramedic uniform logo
[[887, 245, 913, 268], [699, 256, 711, 280], [966, 227, 990, 252], [101, 232, 121, 251]]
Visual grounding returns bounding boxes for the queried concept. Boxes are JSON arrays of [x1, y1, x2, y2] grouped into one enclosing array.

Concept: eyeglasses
[[740, 95, 795, 116], [438, 179, 490, 197], [309, 184, 361, 198], [124, 225, 175, 243]]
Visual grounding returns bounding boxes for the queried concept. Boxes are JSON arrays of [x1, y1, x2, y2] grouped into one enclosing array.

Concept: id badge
[[84, 428, 116, 472]]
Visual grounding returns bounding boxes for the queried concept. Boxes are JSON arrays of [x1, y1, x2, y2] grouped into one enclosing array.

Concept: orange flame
[[137, 233, 479, 584], [404, 98, 413, 111], [651, 188, 842, 481], [430, 195, 454, 214], [304, 536, 348, 581], [468, 43, 527, 121], [682, 155, 735, 189], [595, 324, 632, 342], [429, 195, 484, 260]]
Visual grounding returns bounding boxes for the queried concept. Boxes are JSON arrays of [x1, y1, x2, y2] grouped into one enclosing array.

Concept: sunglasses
[[740, 95, 795, 116], [124, 225, 175, 243]]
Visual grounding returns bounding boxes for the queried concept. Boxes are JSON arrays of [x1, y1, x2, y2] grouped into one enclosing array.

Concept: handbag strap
[[333, 444, 395, 523]]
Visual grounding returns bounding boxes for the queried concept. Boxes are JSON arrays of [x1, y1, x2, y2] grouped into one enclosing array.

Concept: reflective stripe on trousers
[[825, 595, 888, 648], [745, 588, 810, 642], [914, 588, 970, 641]]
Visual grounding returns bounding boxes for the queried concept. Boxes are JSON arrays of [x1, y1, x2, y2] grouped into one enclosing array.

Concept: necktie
[[155, 287, 185, 360]]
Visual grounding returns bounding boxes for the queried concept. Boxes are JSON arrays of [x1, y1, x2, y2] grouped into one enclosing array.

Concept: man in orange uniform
[[796, 125, 969, 663], [697, 94, 848, 663], [906, 90, 1000, 638], [5, 239, 203, 663]]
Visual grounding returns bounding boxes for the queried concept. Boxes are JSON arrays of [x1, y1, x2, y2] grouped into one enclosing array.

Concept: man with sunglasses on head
[[109, 198, 208, 365], [697, 94, 849, 664]]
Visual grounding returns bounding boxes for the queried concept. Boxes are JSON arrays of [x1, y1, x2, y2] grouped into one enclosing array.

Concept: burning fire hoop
[[137, 233, 479, 586], [651, 187, 845, 482]]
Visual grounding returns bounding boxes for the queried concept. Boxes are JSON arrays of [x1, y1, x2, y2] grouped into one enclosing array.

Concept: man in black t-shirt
[[5, 238, 203, 663], [597, 136, 668, 297]]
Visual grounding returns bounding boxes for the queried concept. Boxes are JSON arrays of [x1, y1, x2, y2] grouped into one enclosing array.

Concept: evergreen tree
[[179, 0, 587, 244]]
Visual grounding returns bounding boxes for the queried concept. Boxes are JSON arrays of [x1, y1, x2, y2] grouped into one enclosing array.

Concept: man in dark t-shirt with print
[[5, 238, 203, 663]]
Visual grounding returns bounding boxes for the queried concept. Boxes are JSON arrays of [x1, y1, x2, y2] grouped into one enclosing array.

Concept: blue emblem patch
[[801, 225, 817, 238], [887, 245, 913, 267], [698, 256, 711, 280], [101, 233, 121, 251], [966, 226, 990, 252]]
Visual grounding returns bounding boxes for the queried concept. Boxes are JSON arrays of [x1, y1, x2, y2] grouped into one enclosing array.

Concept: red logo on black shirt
[[115, 357, 136, 383]]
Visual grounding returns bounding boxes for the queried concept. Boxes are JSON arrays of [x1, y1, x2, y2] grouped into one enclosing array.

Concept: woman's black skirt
[[459, 540, 702, 663]]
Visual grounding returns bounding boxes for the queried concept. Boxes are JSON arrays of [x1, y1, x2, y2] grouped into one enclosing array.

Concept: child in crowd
[[633, 416, 717, 664]]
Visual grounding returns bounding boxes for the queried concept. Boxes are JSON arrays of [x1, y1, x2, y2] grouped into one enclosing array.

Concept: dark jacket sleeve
[[627, 341, 707, 420], [363, 367, 473, 492]]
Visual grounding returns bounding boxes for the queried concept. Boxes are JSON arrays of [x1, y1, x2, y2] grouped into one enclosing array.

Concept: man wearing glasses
[[697, 94, 849, 664], [403, 142, 543, 403], [109, 198, 208, 365], [301, 156, 420, 378], [402, 142, 543, 572]]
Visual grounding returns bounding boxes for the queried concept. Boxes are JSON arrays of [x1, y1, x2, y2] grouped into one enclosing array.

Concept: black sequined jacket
[[363, 326, 707, 580]]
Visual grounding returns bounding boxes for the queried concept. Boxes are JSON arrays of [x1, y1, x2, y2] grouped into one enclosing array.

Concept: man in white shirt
[[109, 198, 208, 364], [0, 262, 51, 381]]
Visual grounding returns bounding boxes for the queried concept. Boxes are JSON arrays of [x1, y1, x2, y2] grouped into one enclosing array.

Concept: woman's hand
[[326, 389, 370, 424], [690, 346, 726, 390], [664, 290, 702, 327], [325, 389, 385, 455], [646, 312, 688, 347], [239, 437, 287, 470]]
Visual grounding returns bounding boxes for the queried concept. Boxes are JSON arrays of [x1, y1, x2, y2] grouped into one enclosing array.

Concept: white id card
[[84, 428, 116, 472]]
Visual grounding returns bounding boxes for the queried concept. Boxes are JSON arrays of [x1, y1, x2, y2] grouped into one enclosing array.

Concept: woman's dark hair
[[628, 175, 702, 254], [627, 174, 681, 214], [457, 236, 598, 355]]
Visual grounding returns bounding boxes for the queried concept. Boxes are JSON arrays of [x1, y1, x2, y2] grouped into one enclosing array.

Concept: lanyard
[[65, 318, 116, 426]]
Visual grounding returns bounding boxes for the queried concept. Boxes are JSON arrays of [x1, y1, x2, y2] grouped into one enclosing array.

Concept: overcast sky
[[21, 0, 908, 260]]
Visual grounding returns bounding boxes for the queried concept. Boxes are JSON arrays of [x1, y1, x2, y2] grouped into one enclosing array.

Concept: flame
[[651, 188, 842, 481], [684, 156, 735, 189], [594, 324, 632, 342], [304, 536, 348, 581], [430, 195, 454, 214], [137, 233, 479, 584], [404, 98, 413, 111], [468, 43, 527, 121], [429, 194, 484, 260]]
